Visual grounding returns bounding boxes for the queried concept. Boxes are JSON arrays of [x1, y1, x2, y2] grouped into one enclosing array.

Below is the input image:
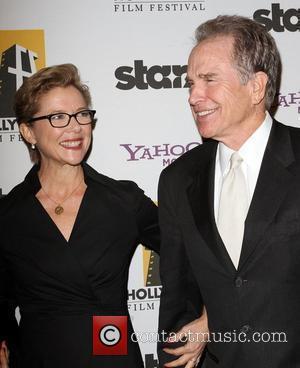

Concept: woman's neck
[[38, 162, 84, 195]]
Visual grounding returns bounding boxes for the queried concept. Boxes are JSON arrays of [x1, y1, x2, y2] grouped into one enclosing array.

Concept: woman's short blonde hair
[[14, 63, 92, 162]]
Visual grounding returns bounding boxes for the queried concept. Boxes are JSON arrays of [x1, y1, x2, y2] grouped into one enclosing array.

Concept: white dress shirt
[[214, 112, 273, 220]]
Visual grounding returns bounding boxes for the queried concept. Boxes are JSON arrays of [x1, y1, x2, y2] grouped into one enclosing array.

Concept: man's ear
[[251, 71, 268, 105], [19, 123, 37, 145]]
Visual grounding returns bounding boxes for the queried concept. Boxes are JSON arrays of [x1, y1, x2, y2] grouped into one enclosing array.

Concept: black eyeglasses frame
[[26, 109, 96, 128]]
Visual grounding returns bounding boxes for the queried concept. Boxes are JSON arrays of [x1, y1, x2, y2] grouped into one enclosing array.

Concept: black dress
[[0, 163, 160, 368]]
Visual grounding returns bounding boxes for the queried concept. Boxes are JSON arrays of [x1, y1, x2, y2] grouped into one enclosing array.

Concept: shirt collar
[[239, 112, 272, 168], [219, 142, 234, 176], [218, 112, 273, 176], [24, 162, 91, 195]]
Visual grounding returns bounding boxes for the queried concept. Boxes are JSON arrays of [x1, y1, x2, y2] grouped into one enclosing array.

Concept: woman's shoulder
[[84, 162, 142, 189], [0, 165, 40, 217], [0, 180, 30, 216], [83, 162, 145, 201]]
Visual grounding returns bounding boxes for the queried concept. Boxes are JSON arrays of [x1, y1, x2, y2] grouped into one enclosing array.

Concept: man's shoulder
[[272, 120, 300, 151], [161, 139, 216, 179], [274, 120, 300, 131], [282, 122, 300, 138]]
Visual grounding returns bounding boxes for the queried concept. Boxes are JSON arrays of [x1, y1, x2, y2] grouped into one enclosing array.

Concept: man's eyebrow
[[198, 73, 217, 79], [185, 73, 218, 82]]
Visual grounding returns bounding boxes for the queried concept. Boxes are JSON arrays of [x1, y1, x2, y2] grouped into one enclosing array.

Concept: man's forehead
[[189, 35, 234, 59], [187, 39, 234, 75]]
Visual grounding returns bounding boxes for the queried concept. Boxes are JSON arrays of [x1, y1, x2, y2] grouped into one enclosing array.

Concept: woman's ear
[[19, 123, 37, 145]]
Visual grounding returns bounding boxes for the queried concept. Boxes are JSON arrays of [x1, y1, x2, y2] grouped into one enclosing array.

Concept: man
[[158, 15, 300, 368]]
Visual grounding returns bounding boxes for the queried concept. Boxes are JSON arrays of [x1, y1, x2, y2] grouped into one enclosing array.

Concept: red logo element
[[93, 316, 128, 355]]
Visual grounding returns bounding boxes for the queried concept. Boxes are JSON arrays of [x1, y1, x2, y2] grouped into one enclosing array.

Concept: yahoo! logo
[[273, 91, 300, 114], [115, 60, 188, 90], [120, 142, 201, 166], [253, 4, 300, 32]]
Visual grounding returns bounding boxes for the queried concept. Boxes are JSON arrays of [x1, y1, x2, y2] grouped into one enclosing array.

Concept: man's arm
[[0, 341, 9, 368], [158, 169, 205, 367]]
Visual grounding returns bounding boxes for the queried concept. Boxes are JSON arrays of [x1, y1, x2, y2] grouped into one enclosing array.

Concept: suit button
[[241, 324, 251, 334], [235, 277, 243, 287]]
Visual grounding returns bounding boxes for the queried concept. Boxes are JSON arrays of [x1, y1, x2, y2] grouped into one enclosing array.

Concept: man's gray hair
[[195, 15, 281, 110]]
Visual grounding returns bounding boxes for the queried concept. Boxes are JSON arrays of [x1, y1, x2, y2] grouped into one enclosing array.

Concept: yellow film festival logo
[[143, 246, 160, 287], [142, 201, 160, 287], [0, 30, 45, 119]]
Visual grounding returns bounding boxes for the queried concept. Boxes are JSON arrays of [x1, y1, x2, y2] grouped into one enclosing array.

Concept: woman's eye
[[78, 111, 90, 118], [52, 113, 66, 120]]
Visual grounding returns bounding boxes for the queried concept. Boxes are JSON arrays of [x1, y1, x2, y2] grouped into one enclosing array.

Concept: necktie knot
[[230, 152, 243, 170]]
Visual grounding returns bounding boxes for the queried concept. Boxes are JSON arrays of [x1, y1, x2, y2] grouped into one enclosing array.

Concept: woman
[[0, 64, 160, 367]]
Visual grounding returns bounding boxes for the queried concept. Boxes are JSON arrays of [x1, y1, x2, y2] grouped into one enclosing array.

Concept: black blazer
[[158, 120, 300, 368], [0, 163, 160, 368]]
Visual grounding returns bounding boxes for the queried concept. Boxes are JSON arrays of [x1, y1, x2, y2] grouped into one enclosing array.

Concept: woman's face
[[22, 86, 92, 168]]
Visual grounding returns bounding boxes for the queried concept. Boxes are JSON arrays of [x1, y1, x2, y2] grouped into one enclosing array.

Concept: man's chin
[[197, 128, 213, 140]]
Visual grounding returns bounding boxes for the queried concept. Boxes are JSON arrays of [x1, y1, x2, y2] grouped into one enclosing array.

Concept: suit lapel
[[239, 121, 295, 270], [186, 140, 236, 274]]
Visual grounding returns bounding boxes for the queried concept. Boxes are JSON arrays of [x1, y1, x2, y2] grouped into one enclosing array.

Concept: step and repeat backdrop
[[0, 1, 299, 366]]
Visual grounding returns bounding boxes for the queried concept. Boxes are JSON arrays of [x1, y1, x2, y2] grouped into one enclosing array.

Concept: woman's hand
[[0, 341, 9, 368], [163, 308, 209, 367]]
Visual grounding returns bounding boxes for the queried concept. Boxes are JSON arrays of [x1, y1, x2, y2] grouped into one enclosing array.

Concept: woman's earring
[[31, 143, 36, 150]]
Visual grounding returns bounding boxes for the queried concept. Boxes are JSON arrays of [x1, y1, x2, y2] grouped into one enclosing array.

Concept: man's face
[[187, 36, 255, 147]]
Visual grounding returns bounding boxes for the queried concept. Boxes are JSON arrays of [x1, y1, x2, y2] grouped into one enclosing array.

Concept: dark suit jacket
[[0, 162, 160, 368], [158, 120, 300, 368]]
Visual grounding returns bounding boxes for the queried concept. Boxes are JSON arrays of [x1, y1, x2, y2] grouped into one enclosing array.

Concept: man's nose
[[188, 81, 207, 106]]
